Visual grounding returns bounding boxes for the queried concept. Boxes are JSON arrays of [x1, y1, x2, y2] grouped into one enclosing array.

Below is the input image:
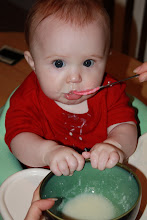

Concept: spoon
[[73, 74, 139, 95]]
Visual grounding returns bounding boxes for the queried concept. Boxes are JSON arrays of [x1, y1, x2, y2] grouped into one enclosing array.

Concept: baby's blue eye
[[53, 60, 65, 68], [83, 59, 94, 67]]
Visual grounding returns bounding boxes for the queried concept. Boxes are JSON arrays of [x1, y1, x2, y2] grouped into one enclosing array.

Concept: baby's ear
[[24, 51, 35, 71]]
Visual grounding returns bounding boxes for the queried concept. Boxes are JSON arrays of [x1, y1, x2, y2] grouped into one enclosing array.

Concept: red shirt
[[5, 72, 136, 153]]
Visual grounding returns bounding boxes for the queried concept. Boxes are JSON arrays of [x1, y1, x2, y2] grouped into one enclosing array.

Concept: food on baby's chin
[[62, 193, 117, 220]]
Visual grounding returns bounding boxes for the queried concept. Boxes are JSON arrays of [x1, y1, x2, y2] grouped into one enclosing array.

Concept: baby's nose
[[67, 72, 82, 83]]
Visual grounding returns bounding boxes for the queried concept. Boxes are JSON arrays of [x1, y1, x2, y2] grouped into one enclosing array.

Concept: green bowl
[[40, 162, 141, 220]]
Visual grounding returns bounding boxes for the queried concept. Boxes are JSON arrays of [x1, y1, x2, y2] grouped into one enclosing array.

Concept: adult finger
[[25, 199, 55, 220], [138, 72, 147, 82], [134, 62, 147, 73]]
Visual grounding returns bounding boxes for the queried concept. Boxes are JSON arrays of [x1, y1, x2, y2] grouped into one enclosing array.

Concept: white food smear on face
[[62, 193, 116, 220]]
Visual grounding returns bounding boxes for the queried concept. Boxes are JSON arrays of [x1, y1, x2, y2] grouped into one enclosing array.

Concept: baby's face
[[28, 16, 109, 105]]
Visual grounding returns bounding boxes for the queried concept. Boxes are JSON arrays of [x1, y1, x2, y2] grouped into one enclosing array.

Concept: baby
[[5, 0, 137, 176]]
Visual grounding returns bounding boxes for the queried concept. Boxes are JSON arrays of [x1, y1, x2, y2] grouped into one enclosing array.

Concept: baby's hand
[[44, 145, 85, 176], [82, 143, 124, 170]]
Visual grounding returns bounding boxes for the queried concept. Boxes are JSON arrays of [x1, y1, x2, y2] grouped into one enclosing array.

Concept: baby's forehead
[[33, 14, 108, 39], [30, 15, 110, 57]]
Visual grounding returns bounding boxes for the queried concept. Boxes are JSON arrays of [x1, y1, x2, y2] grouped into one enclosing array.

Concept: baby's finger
[[50, 161, 62, 176], [106, 151, 119, 168], [97, 150, 109, 171], [90, 151, 99, 169], [67, 156, 79, 174], [58, 160, 70, 176], [73, 153, 85, 171], [82, 151, 91, 159]]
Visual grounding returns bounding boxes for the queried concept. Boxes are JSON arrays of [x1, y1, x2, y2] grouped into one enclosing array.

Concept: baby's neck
[[55, 100, 88, 114]]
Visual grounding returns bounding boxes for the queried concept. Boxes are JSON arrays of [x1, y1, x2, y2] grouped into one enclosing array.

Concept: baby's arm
[[11, 132, 85, 176], [134, 61, 147, 82], [82, 122, 137, 170]]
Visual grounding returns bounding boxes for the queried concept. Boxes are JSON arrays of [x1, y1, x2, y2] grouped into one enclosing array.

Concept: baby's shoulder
[[10, 71, 38, 105]]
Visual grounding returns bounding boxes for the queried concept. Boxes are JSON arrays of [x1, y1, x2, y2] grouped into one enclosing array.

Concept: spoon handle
[[73, 74, 139, 95], [100, 74, 139, 89]]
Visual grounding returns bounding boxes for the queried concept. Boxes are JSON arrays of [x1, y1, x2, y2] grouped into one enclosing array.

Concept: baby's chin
[[58, 99, 83, 106], [55, 97, 82, 105]]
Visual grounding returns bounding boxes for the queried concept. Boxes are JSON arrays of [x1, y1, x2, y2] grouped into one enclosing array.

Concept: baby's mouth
[[65, 91, 82, 100]]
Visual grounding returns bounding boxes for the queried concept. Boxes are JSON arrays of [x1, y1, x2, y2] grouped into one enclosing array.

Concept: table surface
[[0, 32, 146, 220]]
